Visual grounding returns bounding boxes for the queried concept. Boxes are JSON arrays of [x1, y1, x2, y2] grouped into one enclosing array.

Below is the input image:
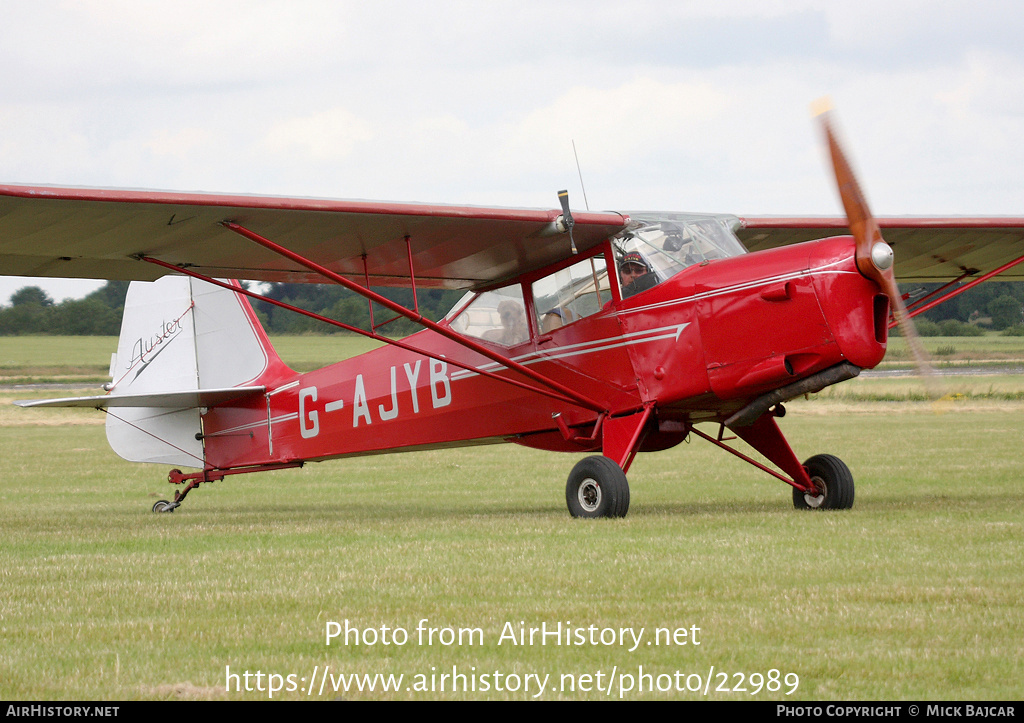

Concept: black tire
[[152, 500, 174, 513], [565, 456, 630, 518], [793, 454, 854, 510]]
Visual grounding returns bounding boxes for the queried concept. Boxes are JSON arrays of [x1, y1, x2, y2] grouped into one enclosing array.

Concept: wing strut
[[140, 256, 596, 410], [215, 221, 607, 413], [890, 250, 1024, 328], [366, 235, 420, 332], [904, 271, 975, 312]]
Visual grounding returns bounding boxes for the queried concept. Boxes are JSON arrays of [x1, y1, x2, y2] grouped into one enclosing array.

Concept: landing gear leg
[[703, 413, 855, 510], [562, 405, 651, 518]]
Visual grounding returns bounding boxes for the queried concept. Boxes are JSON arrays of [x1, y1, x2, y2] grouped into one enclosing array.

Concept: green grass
[[3, 335, 1023, 700], [1, 402, 1021, 700], [807, 374, 1024, 402], [883, 333, 1024, 367], [0, 335, 385, 382], [3, 333, 1023, 382]]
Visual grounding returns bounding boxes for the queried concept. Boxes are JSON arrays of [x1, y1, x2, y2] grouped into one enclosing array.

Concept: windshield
[[443, 213, 747, 337], [614, 213, 746, 291]]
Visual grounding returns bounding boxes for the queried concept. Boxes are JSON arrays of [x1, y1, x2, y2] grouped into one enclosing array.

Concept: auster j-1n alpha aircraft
[[5, 113, 1024, 517]]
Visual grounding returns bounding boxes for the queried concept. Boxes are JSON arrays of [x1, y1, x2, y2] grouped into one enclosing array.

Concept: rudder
[[105, 276, 288, 467]]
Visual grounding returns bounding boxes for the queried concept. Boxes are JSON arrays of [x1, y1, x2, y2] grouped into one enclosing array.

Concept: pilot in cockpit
[[618, 251, 656, 299]]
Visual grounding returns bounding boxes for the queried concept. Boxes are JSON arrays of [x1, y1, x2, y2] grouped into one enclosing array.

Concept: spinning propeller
[[815, 102, 941, 395]]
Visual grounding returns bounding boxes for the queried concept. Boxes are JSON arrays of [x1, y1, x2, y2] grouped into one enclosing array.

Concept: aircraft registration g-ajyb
[[5, 113, 1024, 517]]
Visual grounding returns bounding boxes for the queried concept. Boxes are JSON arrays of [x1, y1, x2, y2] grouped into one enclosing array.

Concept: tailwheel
[[793, 454, 854, 510], [152, 500, 176, 513], [565, 455, 630, 518]]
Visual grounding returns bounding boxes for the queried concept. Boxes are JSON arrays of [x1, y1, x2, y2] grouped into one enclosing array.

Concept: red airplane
[[5, 114, 1024, 516]]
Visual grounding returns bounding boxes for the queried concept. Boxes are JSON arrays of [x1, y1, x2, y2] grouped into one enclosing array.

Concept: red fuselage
[[200, 236, 887, 469]]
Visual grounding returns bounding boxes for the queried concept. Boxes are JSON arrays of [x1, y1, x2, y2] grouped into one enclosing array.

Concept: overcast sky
[[1, 0, 1022, 304]]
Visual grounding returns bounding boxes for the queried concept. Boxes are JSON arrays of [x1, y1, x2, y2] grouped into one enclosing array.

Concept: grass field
[[0, 335, 385, 383], [1, 337, 1022, 700], [3, 333, 1024, 384]]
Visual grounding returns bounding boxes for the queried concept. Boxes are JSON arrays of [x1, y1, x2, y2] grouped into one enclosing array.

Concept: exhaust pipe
[[725, 362, 861, 429]]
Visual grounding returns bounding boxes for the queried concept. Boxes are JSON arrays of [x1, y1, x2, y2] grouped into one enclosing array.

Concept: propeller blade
[[815, 103, 942, 397], [557, 189, 578, 254]]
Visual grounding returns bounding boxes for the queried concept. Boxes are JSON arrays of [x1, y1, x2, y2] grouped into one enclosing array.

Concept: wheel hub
[[802, 476, 827, 508], [577, 478, 602, 513]]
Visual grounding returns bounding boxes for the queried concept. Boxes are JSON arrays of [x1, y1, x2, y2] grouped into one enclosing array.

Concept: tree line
[[1, 278, 1022, 336], [0, 280, 465, 336]]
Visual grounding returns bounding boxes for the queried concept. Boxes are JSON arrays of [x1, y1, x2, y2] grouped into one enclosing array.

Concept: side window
[[448, 284, 529, 347], [532, 255, 611, 333]]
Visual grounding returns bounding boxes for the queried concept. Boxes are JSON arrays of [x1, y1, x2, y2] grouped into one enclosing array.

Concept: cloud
[[261, 108, 375, 161], [1, 1, 1023, 299]]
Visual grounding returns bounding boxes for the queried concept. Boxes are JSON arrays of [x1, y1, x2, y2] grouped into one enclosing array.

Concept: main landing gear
[[560, 447, 855, 518], [793, 454, 855, 510], [565, 455, 630, 518], [556, 405, 857, 518]]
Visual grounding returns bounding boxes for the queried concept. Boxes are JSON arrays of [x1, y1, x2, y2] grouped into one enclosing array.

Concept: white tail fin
[[103, 276, 288, 467]]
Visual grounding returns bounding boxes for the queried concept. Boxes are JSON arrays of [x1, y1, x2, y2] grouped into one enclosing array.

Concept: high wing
[[0, 185, 628, 289], [736, 217, 1024, 282]]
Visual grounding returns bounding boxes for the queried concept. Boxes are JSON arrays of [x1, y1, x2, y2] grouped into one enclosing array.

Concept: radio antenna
[[572, 139, 590, 211]]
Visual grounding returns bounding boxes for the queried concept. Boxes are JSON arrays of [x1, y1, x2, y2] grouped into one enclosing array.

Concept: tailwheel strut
[[150, 462, 304, 513], [152, 468, 223, 513]]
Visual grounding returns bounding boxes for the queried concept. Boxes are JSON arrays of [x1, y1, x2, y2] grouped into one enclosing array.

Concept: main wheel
[[152, 500, 174, 513], [793, 454, 854, 510], [565, 456, 630, 518]]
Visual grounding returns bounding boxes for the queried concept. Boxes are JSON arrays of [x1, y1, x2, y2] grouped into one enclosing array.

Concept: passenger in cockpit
[[494, 299, 529, 345]]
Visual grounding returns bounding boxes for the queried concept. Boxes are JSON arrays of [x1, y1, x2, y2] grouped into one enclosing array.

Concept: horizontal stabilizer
[[15, 386, 265, 410]]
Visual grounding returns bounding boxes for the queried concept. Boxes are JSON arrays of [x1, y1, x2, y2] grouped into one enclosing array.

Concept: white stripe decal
[[620, 261, 856, 317], [208, 413, 298, 437], [266, 380, 300, 396], [448, 258, 850, 383], [450, 323, 689, 382]]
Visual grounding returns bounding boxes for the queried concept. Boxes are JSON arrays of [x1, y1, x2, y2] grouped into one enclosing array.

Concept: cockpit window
[[613, 214, 746, 297], [443, 215, 746, 341], [532, 255, 611, 332], [446, 284, 529, 347]]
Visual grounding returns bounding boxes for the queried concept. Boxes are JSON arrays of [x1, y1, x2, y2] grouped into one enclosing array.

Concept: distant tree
[[912, 318, 941, 337], [987, 294, 1022, 330], [49, 298, 122, 335], [0, 282, 126, 335], [938, 319, 984, 336], [10, 286, 53, 307], [84, 281, 130, 316], [0, 302, 49, 334], [912, 281, 1024, 324], [0, 279, 454, 336], [252, 283, 465, 336]]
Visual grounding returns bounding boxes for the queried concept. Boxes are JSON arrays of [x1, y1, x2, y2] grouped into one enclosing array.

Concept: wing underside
[[0, 185, 628, 290], [736, 217, 1024, 282], [2, 185, 1018, 289]]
